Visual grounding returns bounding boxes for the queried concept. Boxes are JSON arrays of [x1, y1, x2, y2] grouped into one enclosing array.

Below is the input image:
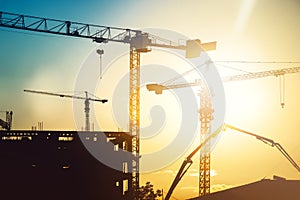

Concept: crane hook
[[96, 49, 104, 79], [279, 75, 285, 108]]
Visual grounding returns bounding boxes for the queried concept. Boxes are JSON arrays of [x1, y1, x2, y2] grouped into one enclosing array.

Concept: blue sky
[[1, 0, 125, 21]]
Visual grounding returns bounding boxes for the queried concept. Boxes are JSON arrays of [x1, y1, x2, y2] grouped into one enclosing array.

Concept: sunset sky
[[1, 0, 300, 199]]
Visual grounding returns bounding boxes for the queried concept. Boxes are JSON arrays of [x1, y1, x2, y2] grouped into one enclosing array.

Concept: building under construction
[[0, 130, 134, 200]]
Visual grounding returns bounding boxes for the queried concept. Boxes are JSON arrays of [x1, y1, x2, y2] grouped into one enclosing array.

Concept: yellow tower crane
[[0, 11, 216, 198], [147, 65, 300, 197]]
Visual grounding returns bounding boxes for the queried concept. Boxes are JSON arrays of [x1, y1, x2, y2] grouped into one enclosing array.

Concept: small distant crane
[[24, 89, 108, 131], [0, 111, 13, 130]]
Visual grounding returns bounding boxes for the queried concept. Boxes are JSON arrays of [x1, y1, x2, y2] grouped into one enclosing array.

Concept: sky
[[1, 0, 300, 199]]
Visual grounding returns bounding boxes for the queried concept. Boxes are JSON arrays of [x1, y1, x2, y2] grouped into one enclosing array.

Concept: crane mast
[[1, 11, 216, 199], [84, 91, 90, 131], [0, 111, 13, 130], [198, 79, 213, 196], [129, 47, 142, 193]]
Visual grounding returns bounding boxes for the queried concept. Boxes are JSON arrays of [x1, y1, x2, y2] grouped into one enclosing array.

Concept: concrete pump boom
[[224, 124, 300, 173], [165, 124, 300, 200], [165, 127, 222, 200]]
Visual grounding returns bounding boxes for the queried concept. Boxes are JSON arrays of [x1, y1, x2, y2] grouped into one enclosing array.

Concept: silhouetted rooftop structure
[[189, 176, 300, 200]]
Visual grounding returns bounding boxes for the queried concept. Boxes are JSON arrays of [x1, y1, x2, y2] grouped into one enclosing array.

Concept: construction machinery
[[0, 111, 13, 130], [0, 11, 216, 198], [165, 124, 300, 200], [165, 126, 222, 200], [147, 65, 300, 196], [24, 89, 107, 131], [224, 124, 300, 173]]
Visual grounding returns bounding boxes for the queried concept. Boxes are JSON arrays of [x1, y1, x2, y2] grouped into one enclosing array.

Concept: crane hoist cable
[[279, 75, 285, 108], [96, 49, 104, 79]]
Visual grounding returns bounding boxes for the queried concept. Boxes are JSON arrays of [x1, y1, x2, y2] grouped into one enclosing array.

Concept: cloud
[[211, 184, 233, 192], [151, 169, 177, 176], [187, 170, 218, 177], [188, 173, 199, 177]]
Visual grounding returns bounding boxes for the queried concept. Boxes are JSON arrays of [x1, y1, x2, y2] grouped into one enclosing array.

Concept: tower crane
[[147, 65, 300, 197], [147, 65, 300, 99], [0, 111, 13, 130], [164, 124, 300, 200], [24, 89, 108, 131], [0, 11, 216, 198]]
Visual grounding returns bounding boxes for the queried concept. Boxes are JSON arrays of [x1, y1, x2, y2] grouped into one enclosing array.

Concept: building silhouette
[[0, 130, 133, 200]]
